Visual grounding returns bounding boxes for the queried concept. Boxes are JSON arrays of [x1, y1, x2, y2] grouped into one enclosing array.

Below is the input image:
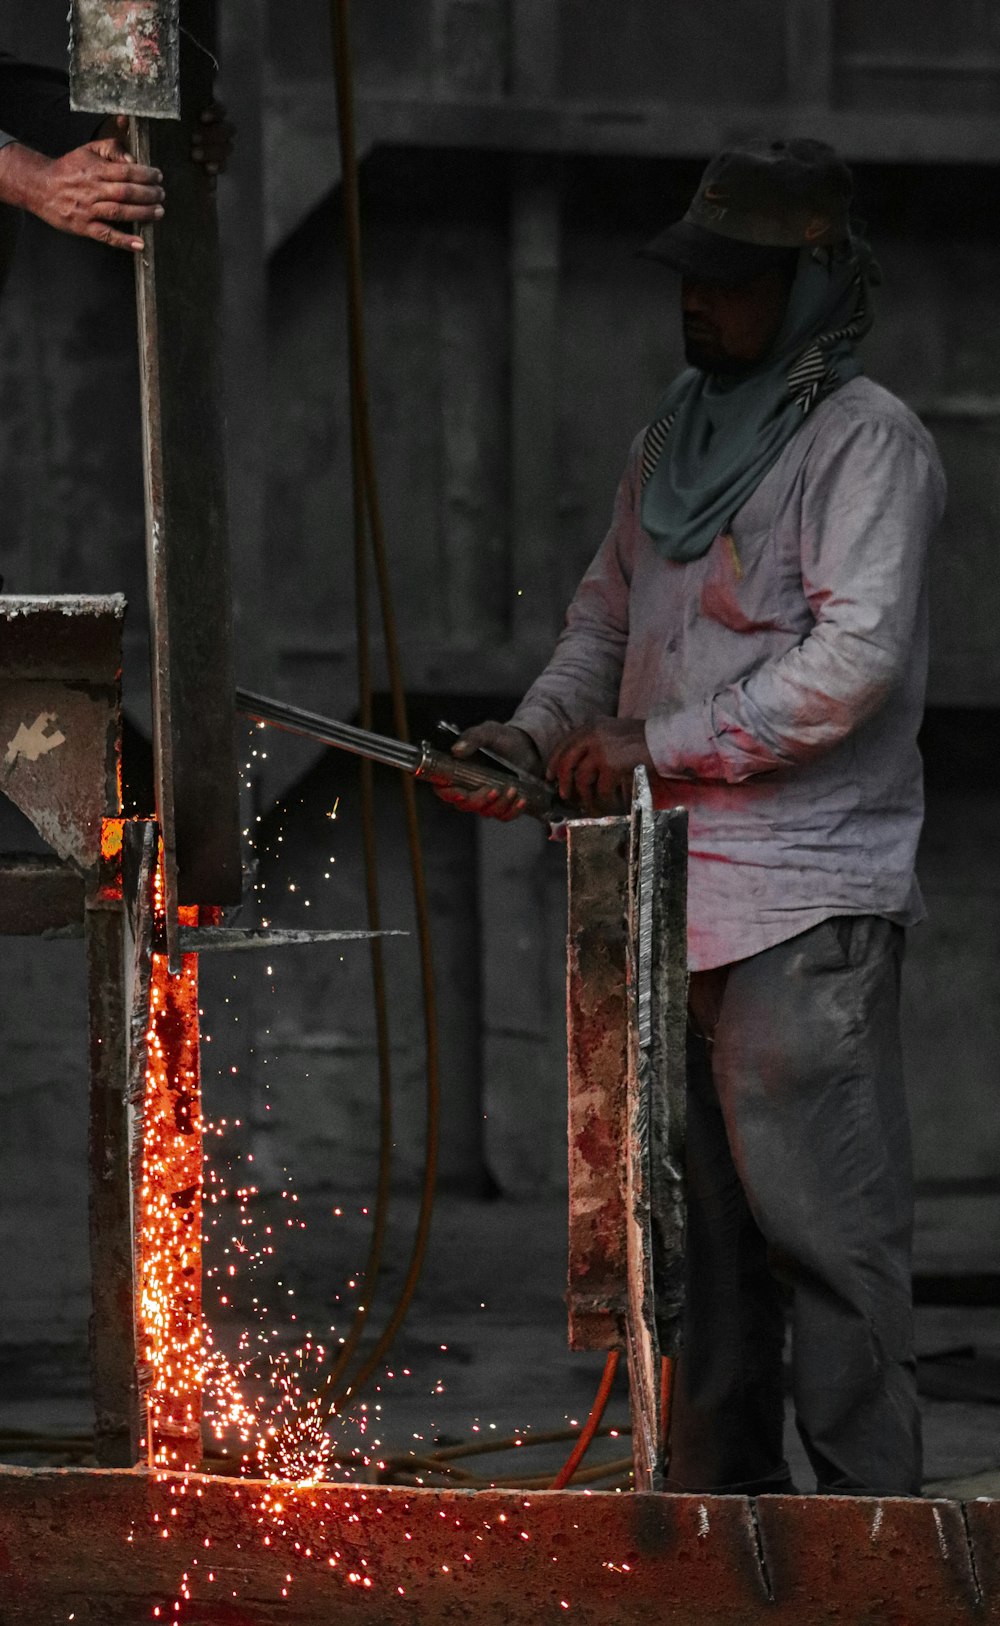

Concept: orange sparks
[[138, 861, 204, 1472]]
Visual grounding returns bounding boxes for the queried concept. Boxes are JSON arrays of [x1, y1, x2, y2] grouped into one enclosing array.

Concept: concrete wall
[[0, 0, 999, 1353]]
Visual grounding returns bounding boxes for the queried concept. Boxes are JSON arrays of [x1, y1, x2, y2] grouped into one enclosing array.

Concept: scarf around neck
[[639, 239, 877, 562]]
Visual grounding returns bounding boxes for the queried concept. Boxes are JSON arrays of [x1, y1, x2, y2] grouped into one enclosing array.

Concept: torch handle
[[415, 744, 560, 822]]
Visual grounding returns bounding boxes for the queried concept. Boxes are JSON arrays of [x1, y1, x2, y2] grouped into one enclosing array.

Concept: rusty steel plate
[[1, 1470, 999, 1625], [566, 815, 630, 1352], [70, 0, 181, 120]]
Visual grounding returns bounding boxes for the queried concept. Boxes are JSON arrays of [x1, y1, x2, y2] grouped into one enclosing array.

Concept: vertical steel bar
[[131, 0, 242, 944], [625, 773, 663, 1491], [86, 880, 140, 1467], [624, 772, 689, 1490], [649, 806, 689, 1364]]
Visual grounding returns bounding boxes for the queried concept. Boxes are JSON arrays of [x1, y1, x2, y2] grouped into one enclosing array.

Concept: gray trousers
[[666, 916, 921, 1497]]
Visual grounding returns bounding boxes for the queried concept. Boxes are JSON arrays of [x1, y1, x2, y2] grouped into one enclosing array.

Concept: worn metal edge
[[1, 1469, 996, 1625]]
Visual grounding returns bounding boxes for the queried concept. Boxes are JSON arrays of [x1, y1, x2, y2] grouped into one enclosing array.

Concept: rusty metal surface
[[623, 774, 689, 1490], [0, 597, 123, 881], [753, 1494, 989, 1623], [1, 1469, 998, 1625], [132, 5, 242, 917], [0, 855, 85, 935], [70, 0, 181, 120], [565, 816, 629, 1352]]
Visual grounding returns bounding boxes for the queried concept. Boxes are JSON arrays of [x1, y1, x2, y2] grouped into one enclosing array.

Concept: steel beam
[[1, 1467, 998, 1625]]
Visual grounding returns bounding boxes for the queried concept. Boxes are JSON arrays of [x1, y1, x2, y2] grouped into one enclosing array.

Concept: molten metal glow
[[138, 852, 349, 1490], [139, 865, 203, 1471]]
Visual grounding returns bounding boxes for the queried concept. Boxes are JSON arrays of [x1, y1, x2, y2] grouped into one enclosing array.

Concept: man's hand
[[101, 102, 235, 185], [435, 721, 543, 822], [0, 136, 163, 252], [547, 717, 654, 814]]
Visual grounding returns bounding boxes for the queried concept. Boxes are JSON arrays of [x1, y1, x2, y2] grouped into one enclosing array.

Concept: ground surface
[[1, 1188, 998, 1497]]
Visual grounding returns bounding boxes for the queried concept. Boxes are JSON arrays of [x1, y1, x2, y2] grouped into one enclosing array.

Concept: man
[[441, 140, 946, 1497], [0, 48, 229, 259]]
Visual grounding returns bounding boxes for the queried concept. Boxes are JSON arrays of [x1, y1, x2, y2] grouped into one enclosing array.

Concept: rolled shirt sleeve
[[511, 443, 639, 761], [644, 409, 946, 783]]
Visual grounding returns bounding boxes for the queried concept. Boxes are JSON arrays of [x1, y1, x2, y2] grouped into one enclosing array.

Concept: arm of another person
[[439, 447, 639, 819], [643, 409, 946, 783], [0, 51, 231, 251]]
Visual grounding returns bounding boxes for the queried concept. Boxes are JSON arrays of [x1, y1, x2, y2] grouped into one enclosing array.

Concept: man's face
[[681, 268, 793, 375]]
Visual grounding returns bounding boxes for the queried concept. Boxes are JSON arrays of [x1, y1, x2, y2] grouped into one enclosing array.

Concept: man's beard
[[683, 328, 760, 378]]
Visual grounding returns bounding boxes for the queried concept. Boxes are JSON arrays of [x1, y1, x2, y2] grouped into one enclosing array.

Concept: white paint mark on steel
[[933, 1505, 949, 1561], [870, 1504, 884, 1541], [697, 1503, 710, 1539], [4, 713, 67, 766]]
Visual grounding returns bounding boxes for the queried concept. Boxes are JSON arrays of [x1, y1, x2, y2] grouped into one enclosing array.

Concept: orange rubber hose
[[549, 1350, 621, 1490]]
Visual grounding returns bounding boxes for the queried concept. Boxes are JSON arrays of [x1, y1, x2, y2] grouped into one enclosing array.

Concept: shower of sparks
[[129, 753, 631, 1622], [139, 842, 380, 1491], [139, 866, 204, 1473], [134, 769, 393, 1617]]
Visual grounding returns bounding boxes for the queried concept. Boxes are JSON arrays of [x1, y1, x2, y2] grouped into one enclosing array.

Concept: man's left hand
[[547, 717, 655, 813]]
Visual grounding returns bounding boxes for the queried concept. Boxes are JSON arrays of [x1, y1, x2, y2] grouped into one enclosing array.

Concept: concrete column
[[785, 0, 834, 104], [508, 0, 562, 639]]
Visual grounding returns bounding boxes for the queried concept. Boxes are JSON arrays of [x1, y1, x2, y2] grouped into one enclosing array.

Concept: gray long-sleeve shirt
[[513, 376, 947, 970]]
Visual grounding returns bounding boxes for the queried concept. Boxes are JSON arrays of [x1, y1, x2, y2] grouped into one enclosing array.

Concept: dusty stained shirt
[[512, 376, 947, 971]]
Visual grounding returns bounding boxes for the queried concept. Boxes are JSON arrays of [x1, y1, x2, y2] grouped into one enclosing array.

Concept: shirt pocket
[[699, 524, 800, 635]]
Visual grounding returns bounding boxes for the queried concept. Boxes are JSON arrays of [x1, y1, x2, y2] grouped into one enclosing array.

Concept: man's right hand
[[435, 722, 543, 821], [0, 136, 164, 252]]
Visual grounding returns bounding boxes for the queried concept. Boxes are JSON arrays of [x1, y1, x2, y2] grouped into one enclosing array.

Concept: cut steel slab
[[565, 787, 688, 1489], [69, 0, 181, 119], [566, 815, 630, 1351], [1, 1468, 999, 1625]]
